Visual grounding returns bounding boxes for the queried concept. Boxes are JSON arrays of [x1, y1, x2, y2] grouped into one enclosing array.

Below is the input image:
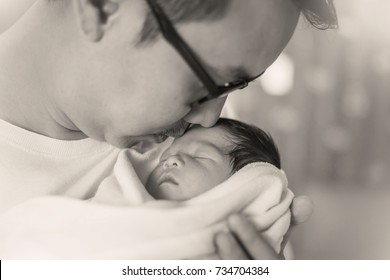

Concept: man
[[0, 0, 337, 259]]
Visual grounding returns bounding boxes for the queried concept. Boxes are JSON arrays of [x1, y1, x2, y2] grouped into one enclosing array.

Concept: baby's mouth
[[158, 173, 179, 186]]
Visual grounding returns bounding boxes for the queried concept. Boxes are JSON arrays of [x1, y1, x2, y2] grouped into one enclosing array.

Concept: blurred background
[[1, 0, 390, 259], [223, 0, 390, 259]]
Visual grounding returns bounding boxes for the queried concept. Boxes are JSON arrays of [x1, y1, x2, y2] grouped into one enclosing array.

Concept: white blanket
[[92, 149, 294, 259]]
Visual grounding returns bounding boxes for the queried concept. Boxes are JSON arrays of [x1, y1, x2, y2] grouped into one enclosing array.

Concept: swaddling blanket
[[92, 149, 294, 259]]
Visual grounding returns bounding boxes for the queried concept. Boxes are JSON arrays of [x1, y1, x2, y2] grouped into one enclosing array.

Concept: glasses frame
[[145, 0, 264, 104]]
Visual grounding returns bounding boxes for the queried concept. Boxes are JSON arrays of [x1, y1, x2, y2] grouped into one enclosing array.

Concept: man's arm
[[0, 197, 136, 259], [0, 196, 183, 259], [0, 189, 311, 259]]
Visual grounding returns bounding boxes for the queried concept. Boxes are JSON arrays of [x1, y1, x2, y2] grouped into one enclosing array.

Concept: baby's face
[[146, 125, 232, 200]]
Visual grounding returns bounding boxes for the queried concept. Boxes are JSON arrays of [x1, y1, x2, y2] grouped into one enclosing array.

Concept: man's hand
[[290, 195, 314, 225], [215, 195, 314, 259], [216, 214, 278, 259]]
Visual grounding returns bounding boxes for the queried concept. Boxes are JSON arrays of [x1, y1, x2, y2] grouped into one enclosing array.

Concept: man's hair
[[138, 0, 232, 44], [50, 0, 338, 43], [137, 0, 338, 45], [215, 118, 281, 173], [295, 0, 338, 30]]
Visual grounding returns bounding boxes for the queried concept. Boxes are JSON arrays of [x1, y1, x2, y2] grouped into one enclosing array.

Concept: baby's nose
[[162, 155, 184, 169]]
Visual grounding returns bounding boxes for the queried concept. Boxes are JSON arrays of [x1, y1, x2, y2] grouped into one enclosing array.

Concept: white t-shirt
[[0, 118, 120, 214]]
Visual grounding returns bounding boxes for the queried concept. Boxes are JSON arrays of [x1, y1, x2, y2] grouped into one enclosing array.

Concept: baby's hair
[[216, 118, 281, 173]]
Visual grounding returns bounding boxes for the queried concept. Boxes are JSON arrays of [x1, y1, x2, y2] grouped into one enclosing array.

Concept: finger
[[279, 196, 313, 259], [228, 214, 278, 260], [215, 232, 250, 260], [261, 210, 291, 256], [279, 226, 293, 260], [291, 195, 314, 225]]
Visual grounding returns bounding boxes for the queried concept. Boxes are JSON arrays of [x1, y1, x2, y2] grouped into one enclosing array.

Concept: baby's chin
[[145, 181, 192, 201]]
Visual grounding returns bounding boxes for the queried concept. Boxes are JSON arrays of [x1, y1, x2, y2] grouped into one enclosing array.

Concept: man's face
[[146, 125, 232, 200], [67, 0, 299, 147]]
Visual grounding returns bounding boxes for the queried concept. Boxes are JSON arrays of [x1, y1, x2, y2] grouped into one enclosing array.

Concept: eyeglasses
[[145, 0, 264, 104]]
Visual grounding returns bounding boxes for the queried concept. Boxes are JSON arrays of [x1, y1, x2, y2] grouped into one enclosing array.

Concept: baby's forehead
[[185, 124, 227, 139], [176, 125, 231, 150]]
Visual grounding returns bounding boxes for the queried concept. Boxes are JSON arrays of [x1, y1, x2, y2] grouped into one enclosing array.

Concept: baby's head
[[146, 118, 280, 200]]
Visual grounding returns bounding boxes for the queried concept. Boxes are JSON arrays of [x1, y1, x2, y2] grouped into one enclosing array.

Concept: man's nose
[[162, 155, 184, 169], [183, 97, 227, 128]]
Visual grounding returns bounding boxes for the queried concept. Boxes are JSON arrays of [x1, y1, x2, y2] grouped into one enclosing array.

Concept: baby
[[145, 117, 281, 200], [142, 118, 290, 257], [92, 117, 290, 258], [93, 117, 282, 204]]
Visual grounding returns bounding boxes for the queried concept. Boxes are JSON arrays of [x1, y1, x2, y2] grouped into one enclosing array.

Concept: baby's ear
[[73, 0, 119, 42]]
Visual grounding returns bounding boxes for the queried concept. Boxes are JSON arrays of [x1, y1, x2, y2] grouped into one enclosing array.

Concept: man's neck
[[0, 1, 86, 141]]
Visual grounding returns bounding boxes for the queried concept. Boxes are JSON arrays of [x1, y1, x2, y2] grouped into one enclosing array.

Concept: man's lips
[[129, 134, 168, 147], [157, 120, 191, 138], [127, 121, 190, 148]]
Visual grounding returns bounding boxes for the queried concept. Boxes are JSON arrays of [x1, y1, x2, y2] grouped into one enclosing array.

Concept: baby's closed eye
[[193, 155, 215, 162]]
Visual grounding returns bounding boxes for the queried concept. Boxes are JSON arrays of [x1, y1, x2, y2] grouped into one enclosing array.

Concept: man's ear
[[73, 0, 119, 42]]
